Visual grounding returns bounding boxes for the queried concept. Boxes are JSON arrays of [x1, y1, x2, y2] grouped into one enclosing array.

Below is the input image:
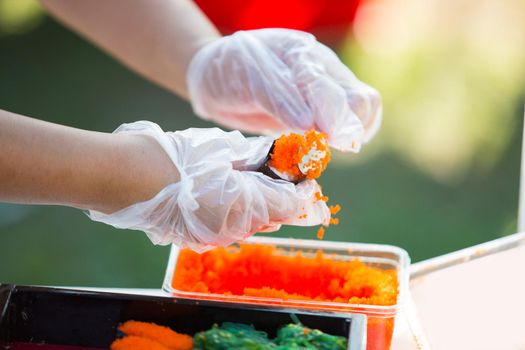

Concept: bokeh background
[[1, 0, 524, 288]]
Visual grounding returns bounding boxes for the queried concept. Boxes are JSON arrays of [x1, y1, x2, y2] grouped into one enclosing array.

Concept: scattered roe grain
[[316, 227, 325, 240], [172, 244, 398, 306], [312, 191, 340, 240]]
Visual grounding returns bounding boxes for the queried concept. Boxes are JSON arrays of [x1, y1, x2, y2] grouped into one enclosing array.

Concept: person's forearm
[[0, 109, 178, 213], [39, 0, 221, 99]]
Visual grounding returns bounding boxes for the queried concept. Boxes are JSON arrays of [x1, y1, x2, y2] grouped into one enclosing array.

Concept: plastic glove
[[187, 28, 382, 152], [88, 121, 329, 252]]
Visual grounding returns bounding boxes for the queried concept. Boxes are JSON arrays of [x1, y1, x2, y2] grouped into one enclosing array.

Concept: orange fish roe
[[115, 321, 193, 350], [329, 204, 341, 215], [316, 227, 325, 239], [329, 218, 340, 225], [111, 335, 170, 350], [172, 244, 398, 306], [269, 130, 331, 180], [313, 190, 340, 240], [314, 191, 329, 202]]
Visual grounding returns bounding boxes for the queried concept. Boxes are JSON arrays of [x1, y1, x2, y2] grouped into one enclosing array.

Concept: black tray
[[0, 285, 366, 350]]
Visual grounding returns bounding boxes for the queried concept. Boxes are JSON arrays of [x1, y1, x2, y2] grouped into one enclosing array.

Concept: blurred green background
[[1, 0, 524, 288]]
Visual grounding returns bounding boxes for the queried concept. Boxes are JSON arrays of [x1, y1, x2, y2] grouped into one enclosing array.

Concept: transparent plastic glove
[[88, 121, 329, 252], [187, 28, 382, 152]]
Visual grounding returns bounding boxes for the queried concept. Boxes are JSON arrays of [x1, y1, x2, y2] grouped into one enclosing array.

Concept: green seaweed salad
[[193, 322, 347, 350]]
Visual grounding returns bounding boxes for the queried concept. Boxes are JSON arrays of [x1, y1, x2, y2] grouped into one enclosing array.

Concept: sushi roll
[[258, 130, 331, 183]]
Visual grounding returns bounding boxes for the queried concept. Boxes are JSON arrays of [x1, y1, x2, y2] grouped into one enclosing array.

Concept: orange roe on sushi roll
[[268, 130, 331, 181]]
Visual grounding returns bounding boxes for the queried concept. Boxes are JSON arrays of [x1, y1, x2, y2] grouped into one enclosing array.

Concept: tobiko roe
[[258, 130, 331, 183]]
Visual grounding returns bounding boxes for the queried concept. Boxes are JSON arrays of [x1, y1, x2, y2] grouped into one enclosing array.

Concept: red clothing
[[195, 0, 362, 46]]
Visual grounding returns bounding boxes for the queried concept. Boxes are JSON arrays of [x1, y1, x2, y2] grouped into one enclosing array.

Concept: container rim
[[163, 236, 410, 317]]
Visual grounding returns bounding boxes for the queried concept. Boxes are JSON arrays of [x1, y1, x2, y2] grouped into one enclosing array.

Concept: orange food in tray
[[111, 321, 193, 350], [172, 244, 398, 306]]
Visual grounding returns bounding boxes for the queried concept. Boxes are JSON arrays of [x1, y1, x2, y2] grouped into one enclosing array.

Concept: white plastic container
[[163, 236, 410, 350]]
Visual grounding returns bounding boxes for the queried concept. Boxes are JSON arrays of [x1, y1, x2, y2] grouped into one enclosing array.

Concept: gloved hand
[[88, 121, 329, 252], [187, 29, 382, 152]]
